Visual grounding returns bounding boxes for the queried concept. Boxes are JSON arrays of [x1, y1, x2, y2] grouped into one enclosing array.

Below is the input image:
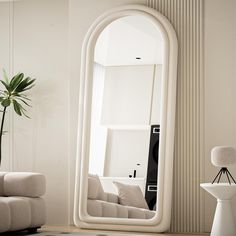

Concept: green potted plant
[[0, 70, 35, 165]]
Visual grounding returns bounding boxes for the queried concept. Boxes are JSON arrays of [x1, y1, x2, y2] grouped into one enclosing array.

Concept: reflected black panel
[[145, 125, 160, 210]]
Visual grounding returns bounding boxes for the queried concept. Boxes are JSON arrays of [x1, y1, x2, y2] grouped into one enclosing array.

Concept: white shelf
[[101, 125, 152, 130]]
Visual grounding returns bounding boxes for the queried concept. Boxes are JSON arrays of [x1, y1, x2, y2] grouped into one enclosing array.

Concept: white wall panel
[[13, 0, 69, 225], [0, 0, 70, 225], [147, 0, 204, 233], [204, 0, 236, 232], [0, 2, 12, 172]]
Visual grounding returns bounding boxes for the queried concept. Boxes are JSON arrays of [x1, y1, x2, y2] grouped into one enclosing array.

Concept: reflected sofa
[[0, 172, 46, 233], [87, 175, 155, 219]]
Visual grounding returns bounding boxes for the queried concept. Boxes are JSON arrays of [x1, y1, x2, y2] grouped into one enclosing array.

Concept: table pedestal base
[[211, 200, 236, 236], [201, 183, 236, 236]]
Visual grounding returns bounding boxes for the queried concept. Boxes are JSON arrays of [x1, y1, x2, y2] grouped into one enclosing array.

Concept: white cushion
[[101, 201, 117, 217], [144, 209, 156, 219], [106, 192, 118, 204], [4, 172, 46, 197], [88, 175, 99, 199], [87, 199, 154, 219], [87, 200, 129, 218], [113, 181, 149, 210], [116, 204, 128, 218], [1, 197, 31, 231], [87, 199, 102, 217], [127, 206, 146, 219], [0, 198, 11, 233], [19, 197, 46, 228], [88, 174, 106, 201]]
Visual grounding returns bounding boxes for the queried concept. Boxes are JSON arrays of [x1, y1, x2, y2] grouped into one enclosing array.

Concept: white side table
[[201, 183, 236, 236]]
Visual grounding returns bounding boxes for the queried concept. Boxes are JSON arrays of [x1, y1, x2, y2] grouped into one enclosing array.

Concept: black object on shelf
[[145, 124, 160, 210], [133, 164, 140, 178]]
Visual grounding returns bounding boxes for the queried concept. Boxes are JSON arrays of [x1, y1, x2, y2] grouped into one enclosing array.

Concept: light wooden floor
[[42, 225, 209, 236]]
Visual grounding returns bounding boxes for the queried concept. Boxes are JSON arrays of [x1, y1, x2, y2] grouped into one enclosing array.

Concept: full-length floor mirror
[[88, 14, 163, 219], [74, 5, 178, 233]]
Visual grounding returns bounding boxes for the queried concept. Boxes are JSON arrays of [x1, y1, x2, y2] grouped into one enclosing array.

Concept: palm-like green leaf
[[13, 100, 22, 116], [0, 70, 35, 165], [13, 100, 29, 118], [10, 73, 24, 91], [0, 71, 35, 117], [15, 97, 31, 107], [12, 93, 31, 100], [15, 78, 35, 93], [1, 99, 11, 107]]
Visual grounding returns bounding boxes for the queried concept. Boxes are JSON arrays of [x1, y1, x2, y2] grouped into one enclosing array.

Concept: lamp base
[[212, 167, 236, 184]]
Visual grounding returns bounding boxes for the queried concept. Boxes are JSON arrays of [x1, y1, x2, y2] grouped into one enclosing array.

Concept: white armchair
[[0, 172, 46, 233]]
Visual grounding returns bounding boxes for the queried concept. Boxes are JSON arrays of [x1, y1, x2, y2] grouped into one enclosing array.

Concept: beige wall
[[204, 0, 236, 232], [0, 2, 12, 169], [0, 0, 69, 225]]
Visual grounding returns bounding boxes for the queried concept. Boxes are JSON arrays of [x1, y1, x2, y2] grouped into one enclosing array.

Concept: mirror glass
[[87, 15, 164, 220]]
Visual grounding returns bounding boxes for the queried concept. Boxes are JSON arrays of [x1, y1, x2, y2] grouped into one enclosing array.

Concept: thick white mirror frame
[[74, 5, 178, 233]]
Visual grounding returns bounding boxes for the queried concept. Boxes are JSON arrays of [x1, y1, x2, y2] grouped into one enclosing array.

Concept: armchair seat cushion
[[18, 197, 46, 228], [0, 197, 31, 232], [0, 199, 11, 232]]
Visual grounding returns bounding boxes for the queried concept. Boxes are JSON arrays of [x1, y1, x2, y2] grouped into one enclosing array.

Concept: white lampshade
[[211, 146, 236, 167]]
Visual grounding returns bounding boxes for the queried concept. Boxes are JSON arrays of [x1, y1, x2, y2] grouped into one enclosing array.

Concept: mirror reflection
[[87, 15, 164, 220]]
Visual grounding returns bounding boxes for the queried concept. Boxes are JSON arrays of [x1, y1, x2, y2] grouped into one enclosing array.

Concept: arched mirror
[[74, 5, 178, 233]]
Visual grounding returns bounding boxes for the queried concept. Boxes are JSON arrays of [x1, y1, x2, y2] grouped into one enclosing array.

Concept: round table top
[[200, 183, 236, 199], [201, 183, 236, 187]]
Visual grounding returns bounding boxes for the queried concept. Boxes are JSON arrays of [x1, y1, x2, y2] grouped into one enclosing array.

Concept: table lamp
[[211, 146, 236, 184]]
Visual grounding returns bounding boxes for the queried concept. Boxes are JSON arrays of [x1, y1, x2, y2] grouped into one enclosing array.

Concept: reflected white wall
[[89, 63, 107, 176], [89, 64, 162, 177]]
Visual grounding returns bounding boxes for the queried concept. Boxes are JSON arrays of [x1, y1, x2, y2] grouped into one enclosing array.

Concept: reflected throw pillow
[[88, 174, 107, 201], [113, 181, 149, 210]]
